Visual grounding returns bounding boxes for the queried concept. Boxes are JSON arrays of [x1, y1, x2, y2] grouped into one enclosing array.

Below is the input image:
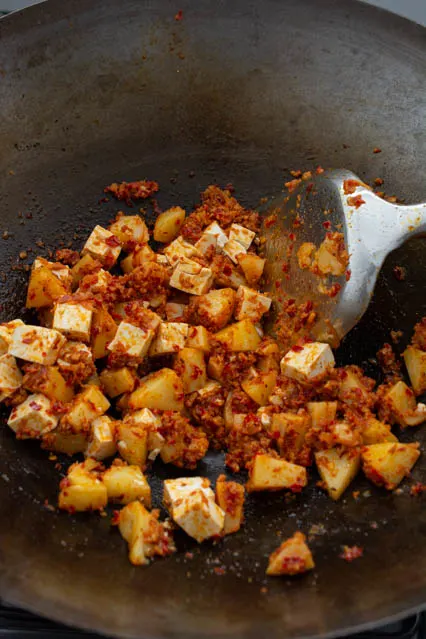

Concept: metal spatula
[[262, 169, 426, 346]]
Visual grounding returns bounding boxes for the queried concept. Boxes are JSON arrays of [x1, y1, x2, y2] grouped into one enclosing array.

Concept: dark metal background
[[0, 1, 426, 637]]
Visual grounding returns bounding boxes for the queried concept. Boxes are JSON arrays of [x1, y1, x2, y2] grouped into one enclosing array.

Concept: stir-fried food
[[2, 183, 425, 575]]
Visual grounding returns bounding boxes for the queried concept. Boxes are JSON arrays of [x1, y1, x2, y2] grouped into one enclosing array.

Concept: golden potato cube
[[241, 369, 277, 406], [128, 368, 184, 412], [362, 416, 398, 445], [71, 254, 99, 287], [26, 265, 68, 308], [246, 454, 307, 493], [362, 442, 420, 490], [339, 369, 371, 404], [266, 532, 314, 576], [186, 325, 211, 352], [307, 401, 337, 429], [103, 461, 151, 506], [236, 253, 265, 287], [215, 319, 261, 352], [404, 345, 426, 396], [154, 206, 186, 243], [59, 460, 107, 512], [215, 475, 245, 534], [23, 365, 74, 403], [100, 367, 136, 398], [271, 412, 310, 461], [42, 429, 89, 455], [116, 421, 148, 468], [109, 214, 148, 250], [117, 501, 174, 566], [194, 288, 236, 332], [62, 385, 110, 433], [174, 347, 207, 394], [384, 380, 425, 427], [315, 448, 360, 500], [91, 307, 117, 359], [120, 244, 156, 274]]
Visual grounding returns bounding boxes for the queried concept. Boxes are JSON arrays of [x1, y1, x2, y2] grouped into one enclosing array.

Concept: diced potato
[[124, 408, 164, 458], [258, 354, 280, 373], [86, 415, 117, 460], [128, 368, 184, 412], [404, 345, 426, 396], [384, 380, 426, 427], [71, 254, 100, 288], [103, 460, 151, 506], [241, 369, 277, 406], [193, 288, 235, 332], [215, 474, 245, 534], [266, 532, 314, 576], [246, 454, 307, 493], [100, 367, 136, 398], [237, 253, 265, 287], [42, 429, 89, 455], [362, 442, 420, 490], [26, 265, 68, 308], [58, 459, 107, 512], [61, 385, 110, 433], [307, 401, 337, 429], [33, 257, 72, 288], [120, 244, 156, 274], [207, 353, 225, 382], [186, 325, 211, 352], [281, 342, 335, 383], [234, 286, 271, 322], [271, 412, 310, 461], [154, 206, 186, 243], [109, 214, 148, 250], [174, 347, 207, 394], [339, 369, 371, 405], [116, 421, 148, 468], [91, 307, 117, 359], [117, 501, 175, 566], [362, 416, 398, 445], [315, 448, 360, 500], [216, 320, 261, 352], [23, 365, 74, 403]]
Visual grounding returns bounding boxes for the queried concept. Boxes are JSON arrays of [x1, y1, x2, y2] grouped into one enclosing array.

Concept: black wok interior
[[1, 1, 426, 637]]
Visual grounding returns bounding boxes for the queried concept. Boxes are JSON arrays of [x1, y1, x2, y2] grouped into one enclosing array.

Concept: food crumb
[[373, 147, 382, 154], [175, 9, 183, 20], [410, 482, 426, 496], [339, 545, 363, 562], [260, 586, 268, 594]]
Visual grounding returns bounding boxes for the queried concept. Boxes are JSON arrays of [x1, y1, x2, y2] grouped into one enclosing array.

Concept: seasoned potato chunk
[[383, 380, 426, 427], [100, 367, 136, 398], [270, 412, 310, 462], [237, 253, 265, 287], [404, 345, 426, 396], [361, 442, 420, 490], [61, 385, 110, 433], [190, 288, 235, 332], [103, 460, 151, 506], [116, 420, 148, 468], [362, 416, 398, 445], [174, 347, 207, 394], [241, 369, 277, 406], [109, 214, 149, 250], [22, 364, 74, 403], [246, 454, 307, 493], [154, 207, 186, 243], [91, 307, 118, 359], [26, 265, 68, 308], [129, 369, 184, 412], [59, 459, 107, 512], [266, 532, 314, 576], [186, 325, 211, 353], [216, 320, 261, 352], [215, 474, 245, 534], [315, 448, 360, 500]]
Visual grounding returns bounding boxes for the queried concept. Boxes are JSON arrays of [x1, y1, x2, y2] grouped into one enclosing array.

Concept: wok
[[0, 0, 426, 637]]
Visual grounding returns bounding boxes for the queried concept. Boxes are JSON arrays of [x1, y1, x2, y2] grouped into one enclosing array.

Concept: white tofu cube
[[223, 239, 247, 264], [204, 222, 228, 249], [234, 286, 272, 322], [82, 225, 121, 267], [0, 354, 22, 401], [164, 476, 214, 509], [165, 302, 187, 321], [229, 223, 256, 250], [195, 232, 218, 255], [0, 319, 24, 355], [172, 491, 225, 542], [107, 321, 154, 362], [280, 342, 335, 383], [149, 322, 189, 356], [164, 236, 202, 267], [9, 325, 66, 366], [169, 259, 213, 295], [85, 415, 117, 460], [33, 258, 71, 286], [53, 303, 93, 342], [8, 393, 58, 438]]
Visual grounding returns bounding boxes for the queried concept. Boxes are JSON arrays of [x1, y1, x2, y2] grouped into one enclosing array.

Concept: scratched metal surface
[[0, 1, 426, 638]]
